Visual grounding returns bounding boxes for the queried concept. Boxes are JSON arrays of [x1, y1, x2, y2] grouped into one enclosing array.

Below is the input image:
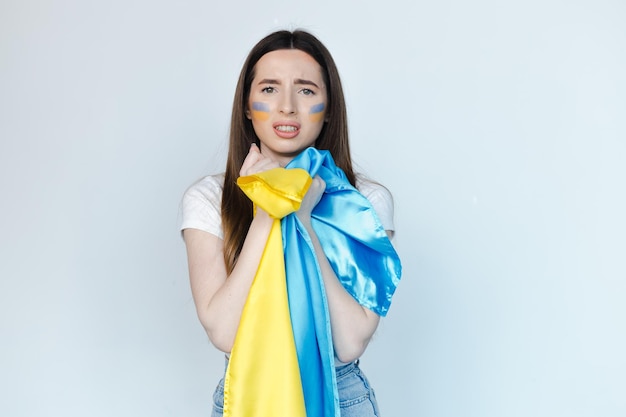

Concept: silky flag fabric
[[224, 167, 311, 417], [286, 148, 402, 316], [227, 148, 402, 417], [284, 148, 402, 417]]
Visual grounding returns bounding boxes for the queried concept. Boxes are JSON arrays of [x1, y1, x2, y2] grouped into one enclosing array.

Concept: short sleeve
[[180, 174, 225, 239], [357, 179, 395, 234]]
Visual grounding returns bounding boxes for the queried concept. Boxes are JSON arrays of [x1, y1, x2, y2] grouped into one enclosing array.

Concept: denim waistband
[[335, 359, 360, 378], [223, 355, 360, 377]]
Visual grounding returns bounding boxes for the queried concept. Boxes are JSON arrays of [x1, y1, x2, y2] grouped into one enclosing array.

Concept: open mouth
[[273, 122, 301, 138], [275, 125, 298, 132]]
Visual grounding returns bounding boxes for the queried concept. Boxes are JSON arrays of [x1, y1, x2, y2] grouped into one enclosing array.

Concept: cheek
[[308, 103, 326, 123], [250, 101, 270, 121]]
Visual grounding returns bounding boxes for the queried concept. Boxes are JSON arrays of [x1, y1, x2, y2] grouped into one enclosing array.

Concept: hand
[[239, 143, 280, 177], [296, 175, 325, 221], [239, 143, 280, 221]]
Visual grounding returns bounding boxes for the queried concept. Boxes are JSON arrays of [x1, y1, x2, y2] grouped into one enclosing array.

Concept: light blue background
[[1, 0, 624, 416]]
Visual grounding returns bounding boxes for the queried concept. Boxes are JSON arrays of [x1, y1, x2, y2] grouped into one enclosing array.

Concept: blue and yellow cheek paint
[[251, 102, 270, 121], [252, 102, 325, 122], [309, 103, 326, 123]]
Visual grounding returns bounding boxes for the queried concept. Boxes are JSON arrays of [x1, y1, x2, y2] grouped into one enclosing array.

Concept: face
[[246, 49, 328, 166]]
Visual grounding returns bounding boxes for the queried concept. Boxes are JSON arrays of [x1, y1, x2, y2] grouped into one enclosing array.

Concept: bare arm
[[184, 211, 273, 353], [184, 146, 389, 360], [183, 144, 278, 353], [296, 177, 384, 363]]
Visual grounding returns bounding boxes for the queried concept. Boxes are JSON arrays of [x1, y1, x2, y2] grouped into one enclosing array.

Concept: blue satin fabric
[[283, 148, 402, 417]]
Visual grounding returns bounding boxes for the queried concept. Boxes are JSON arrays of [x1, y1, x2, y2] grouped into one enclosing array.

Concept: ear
[[245, 107, 252, 120]]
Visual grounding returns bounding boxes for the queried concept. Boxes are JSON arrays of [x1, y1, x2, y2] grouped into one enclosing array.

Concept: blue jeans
[[211, 359, 380, 416]]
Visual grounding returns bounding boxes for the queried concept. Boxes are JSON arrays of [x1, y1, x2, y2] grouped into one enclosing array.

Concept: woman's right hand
[[239, 143, 279, 220], [239, 143, 280, 177]]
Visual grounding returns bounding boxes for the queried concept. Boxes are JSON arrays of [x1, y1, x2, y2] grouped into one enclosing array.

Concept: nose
[[279, 90, 297, 115]]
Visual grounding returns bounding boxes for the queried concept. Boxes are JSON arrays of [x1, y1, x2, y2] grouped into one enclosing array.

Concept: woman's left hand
[[296, 175, 325, 221]]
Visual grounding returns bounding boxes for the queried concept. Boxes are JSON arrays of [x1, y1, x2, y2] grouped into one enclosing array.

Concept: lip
[[272, 121, 301, 139]]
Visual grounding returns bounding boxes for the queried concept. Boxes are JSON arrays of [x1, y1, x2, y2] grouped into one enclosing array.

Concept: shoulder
[[183, 173, 225, 203], [355, 176, 395, 234], [356, 177, 393, 206], [180, 173, 225, 238]]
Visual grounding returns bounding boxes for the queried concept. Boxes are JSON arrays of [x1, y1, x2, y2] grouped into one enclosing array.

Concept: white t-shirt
[[180, 173, 395, 238]]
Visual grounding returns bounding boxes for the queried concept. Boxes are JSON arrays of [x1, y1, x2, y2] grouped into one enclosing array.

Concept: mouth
[[273, 122, 301, 138], [274, 125, 298, 132]]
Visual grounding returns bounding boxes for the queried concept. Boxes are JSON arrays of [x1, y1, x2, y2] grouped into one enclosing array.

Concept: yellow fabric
[[236, 168, 312, 219], [224, 167, 311, 417]]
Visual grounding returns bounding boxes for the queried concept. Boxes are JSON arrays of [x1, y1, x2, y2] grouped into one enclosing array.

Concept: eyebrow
[[294, 78, 320, 88], [257, 78, 280, 85], [256, 78, 320, 89]]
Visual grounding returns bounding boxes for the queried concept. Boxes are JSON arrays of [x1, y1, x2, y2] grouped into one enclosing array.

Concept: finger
[[311, 176, 326, 191], [240, 147, 263, 176], [240, 151, 281, 176], [247, 158, 280, 175], [256, 157, 280, 170]]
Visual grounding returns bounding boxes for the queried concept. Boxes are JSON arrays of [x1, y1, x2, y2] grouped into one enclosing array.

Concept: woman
[[181, 29, 401, 417]]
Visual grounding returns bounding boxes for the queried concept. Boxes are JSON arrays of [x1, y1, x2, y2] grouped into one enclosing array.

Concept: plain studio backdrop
[[1, 0, 625, 416]]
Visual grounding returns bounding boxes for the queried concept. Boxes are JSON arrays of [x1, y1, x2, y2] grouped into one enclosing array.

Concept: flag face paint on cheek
[[251, 102, 270, 121], [309, 103, 325, 123]]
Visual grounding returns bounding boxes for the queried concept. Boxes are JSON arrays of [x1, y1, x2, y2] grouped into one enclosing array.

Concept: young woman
[[181, 29, 401, 417]]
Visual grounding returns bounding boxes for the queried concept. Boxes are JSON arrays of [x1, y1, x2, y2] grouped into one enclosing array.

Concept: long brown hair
[[222, 29, 355, 273]]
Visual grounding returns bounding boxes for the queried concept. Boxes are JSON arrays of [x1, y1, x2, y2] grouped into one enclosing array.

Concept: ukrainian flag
[[224, 148, 401, 417]]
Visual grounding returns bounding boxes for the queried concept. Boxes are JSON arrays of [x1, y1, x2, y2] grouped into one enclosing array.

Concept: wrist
[[296, 213, 314, 230], [295, 210, 311, 221], [252, 207, 273, 225]]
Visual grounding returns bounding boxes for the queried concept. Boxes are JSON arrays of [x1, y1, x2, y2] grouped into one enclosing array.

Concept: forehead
[[253, 49, 324, 82]]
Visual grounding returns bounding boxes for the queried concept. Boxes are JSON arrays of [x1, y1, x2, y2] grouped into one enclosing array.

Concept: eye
[[300, 88, 315, 96], [261, 86, 276, 94]]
